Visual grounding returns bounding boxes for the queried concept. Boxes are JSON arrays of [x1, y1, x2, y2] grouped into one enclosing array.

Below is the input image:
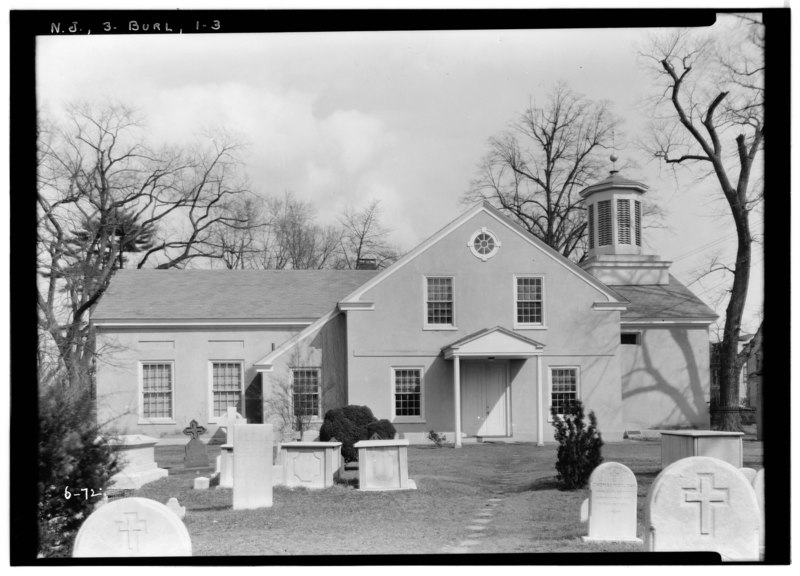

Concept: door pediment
[[442, 326, 544, 360]]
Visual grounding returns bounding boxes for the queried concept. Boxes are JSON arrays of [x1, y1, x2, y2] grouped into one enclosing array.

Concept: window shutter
[[634, 200, 641, 246], [617, 199, 631, 245], [597, 200, 612, 246], [587, 204, 594, 250]]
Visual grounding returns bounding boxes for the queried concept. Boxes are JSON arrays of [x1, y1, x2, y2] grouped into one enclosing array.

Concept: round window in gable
[[468, 228, 501, 261]]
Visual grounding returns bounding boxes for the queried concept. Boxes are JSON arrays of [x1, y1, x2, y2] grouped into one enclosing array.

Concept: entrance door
[[461, 361, 508, 437]]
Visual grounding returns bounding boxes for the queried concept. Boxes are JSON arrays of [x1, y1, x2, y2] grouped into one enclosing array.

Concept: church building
[[93, 170, 716, 444]]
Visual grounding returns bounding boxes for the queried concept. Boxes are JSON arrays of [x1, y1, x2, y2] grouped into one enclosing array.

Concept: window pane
[[212, 362, 241, 417], [395, 369, 421, 417], [142, 363, 172, 419], [516, 277, 543, 324], [551, 368, 577, 415], [292, 369, 320, 418], [427, 277, 453, 325]]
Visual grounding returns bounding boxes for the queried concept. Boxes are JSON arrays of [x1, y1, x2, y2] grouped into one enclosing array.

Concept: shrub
[[427, 429, 447, 447], [38, 383, 120, 558], [366, 419, 397, 440], [319, 405, 377, 462], [550, 400, 603, 490]]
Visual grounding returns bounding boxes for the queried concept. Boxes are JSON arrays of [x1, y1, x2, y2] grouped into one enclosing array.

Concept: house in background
[[93, 170, 717, 444]]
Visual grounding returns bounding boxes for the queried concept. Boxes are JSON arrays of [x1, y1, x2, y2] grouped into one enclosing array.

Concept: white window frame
[[548, 366, 581, 421], [390, 366, 426, 424], [138, 360, 176, 424], [290, 367, 323, 421], [514, 274, 546, 329], [467, 227, 502, 261], [207, 360, 244, 424], [424, 275, 457, 330]]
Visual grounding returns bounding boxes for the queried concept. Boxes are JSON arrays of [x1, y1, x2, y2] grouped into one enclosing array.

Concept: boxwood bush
[[319, 405, 377, 462], [550, 400, 603, 490], [366, 419, 397, 440]]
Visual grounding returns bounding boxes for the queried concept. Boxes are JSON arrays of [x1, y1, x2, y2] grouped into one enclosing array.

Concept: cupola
[[579, 156, 671, 286]]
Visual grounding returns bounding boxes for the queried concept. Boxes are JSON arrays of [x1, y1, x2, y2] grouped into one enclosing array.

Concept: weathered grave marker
[[752, 468, 765, 557], [165, 497, 186, 520], [193, 477, 210, 490], [645, 456, 760, 561], [108, 435, 168, 489], [183, 420, 209, 469], [354, 439, 416, 491], [739, 467, 757, 483], [582, 462, 641, 542], [232, 423, 273, 510], [73, 497, 191, 557]]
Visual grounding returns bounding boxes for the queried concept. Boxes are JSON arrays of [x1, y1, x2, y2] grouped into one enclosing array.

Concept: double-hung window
[[392, 367, 424, 422], [425, 276, 455, 328], [292, 368, 321, 419], [210, 361, 243, 420], [515, 275, 544, 328], [550, 367, 579, 417], [141, 361, 174, 421]]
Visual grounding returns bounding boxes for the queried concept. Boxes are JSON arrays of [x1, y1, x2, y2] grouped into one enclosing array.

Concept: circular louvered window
[[468, 228, 500, 261]]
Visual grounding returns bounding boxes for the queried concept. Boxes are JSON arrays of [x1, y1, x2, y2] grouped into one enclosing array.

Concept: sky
[[35, 11, 765, 335]]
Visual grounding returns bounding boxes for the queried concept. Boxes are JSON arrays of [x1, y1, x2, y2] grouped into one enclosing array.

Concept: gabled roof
[[340, 201, 621, 305], [92, 269, 379, 323], [614, 275, 718, 322], [441, 326, 544, 359]]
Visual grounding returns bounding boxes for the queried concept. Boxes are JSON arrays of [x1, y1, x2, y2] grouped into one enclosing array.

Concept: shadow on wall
[[621, 329, 707, 428]]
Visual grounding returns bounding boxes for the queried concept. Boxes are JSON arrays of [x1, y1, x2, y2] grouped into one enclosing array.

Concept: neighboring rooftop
[[92, 269, 379, 322], [613, 275, 718, 321]]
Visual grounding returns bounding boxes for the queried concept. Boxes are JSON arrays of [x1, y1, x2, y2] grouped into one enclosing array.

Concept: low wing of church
[[93, 171, 716, 443]]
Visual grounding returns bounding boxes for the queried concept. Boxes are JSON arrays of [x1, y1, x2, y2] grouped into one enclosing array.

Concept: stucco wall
[[345, 210, 623, 442], [94, 325, 298, 437], [620, 325, 711, 429], [263, 312, 349, 439]]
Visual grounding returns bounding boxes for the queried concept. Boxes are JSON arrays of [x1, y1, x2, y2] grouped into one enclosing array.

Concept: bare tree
[[336, 199, 400, 269], [642, 15, 764, 430], [466, 83, 618, 260], [37, 103, 257, 390]]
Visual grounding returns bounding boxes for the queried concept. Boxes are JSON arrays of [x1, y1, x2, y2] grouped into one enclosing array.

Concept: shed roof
[[91, 269, 379, 322], [614, 275, 717, 321]]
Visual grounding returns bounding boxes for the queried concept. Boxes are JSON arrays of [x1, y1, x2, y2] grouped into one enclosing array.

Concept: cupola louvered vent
[[617, 199, 631, 245], [597, 200, 612, 246]]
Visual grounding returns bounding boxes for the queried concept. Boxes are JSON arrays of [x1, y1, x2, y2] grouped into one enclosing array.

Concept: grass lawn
[[125, 439, 764, 557]]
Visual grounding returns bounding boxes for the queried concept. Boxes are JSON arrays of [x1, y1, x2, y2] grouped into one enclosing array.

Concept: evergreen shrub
[[550, 400, 603, 490], [366, 419, 397, 440], [38, 384, 120, 558], [319, 405, 377, 462]]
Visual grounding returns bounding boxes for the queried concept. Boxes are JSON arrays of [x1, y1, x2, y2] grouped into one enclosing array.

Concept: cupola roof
[[579, 170, 649, 199]]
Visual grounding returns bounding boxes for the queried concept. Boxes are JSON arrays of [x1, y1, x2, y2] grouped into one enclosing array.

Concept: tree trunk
[[715, 217, 752, 431]]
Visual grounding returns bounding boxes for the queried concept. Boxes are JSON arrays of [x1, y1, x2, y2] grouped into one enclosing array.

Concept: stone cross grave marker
[[233, 423, 273, 510], [73, 497, 191, 557], [645, 456, 760, 561], [218, 407, 245, 445], [183, 419, 209, 469], [582, 462, 641, 542]]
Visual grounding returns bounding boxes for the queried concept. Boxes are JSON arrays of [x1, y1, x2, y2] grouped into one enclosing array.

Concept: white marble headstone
[[645, 456, 760, 561], [73, 497, 191, 557], [583, 462, 640, 542], [752, 468, 765, 555], [233, 424, 273, 510]]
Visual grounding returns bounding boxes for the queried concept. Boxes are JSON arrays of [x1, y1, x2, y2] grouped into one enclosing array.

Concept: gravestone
[[752, 468, 765, 556], [645, 456, 760, 561], [73, 497, 191, 557], [183, 420, 209, 469], [582, 462, 641, 542], [232, 424, 273, 510], [108, 435, 168, 489], [218, 407, 246, 445], [354, 439, 416, 491], [193, 477, 210, 490], [165, 497, 186, 520], [580, 498, 589, 523], [739, 467, 757, 483]]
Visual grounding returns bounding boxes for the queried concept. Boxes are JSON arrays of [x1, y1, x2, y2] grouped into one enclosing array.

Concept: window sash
[[142, 363, 173, 419], [292, 369, 320, 418], [211, 362, 242, 418], [516, 277, 543, 325], [550, 368, 578, 415], [394, 368, 422, 417], [426, 277, 454, 325]]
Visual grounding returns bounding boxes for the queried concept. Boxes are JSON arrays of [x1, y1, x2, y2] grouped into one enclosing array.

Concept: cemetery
[[69, 420, 764, 558]]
